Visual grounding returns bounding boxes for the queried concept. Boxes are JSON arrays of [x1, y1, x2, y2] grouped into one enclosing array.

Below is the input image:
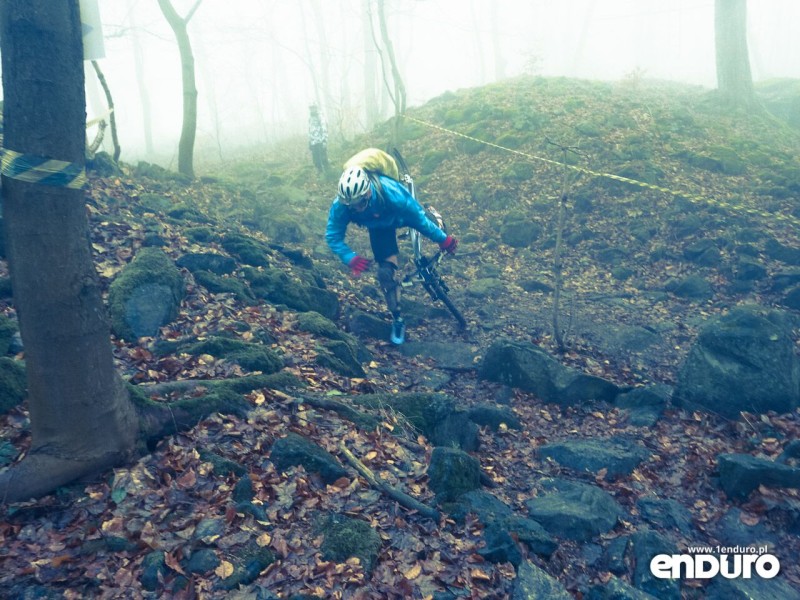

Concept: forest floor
[[2, 76, 800, 598]]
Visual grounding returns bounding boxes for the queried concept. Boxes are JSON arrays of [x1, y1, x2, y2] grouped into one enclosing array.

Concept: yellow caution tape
[[1, 148, 86, 189], [402, 114, 799, 228]]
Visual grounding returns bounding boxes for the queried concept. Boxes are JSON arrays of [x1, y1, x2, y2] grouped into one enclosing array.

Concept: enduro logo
[[651, 547, 780, 580]]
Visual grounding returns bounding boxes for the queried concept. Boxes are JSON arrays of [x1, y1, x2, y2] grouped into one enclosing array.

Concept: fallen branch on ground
[[338, 441, 440, 521]]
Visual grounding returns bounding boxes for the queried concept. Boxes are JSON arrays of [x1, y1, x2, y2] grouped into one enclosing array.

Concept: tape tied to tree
[[1, 148, 87, 190]]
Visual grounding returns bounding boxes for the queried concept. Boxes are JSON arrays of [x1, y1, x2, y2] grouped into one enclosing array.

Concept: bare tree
[[0, 0, 250, 503], [0, 0, 139, 502], [363, 0, 380, 128], [90, 60, 121, 161], [715, 0, 755, 107], [129, 7, 155, 156], [369, 0, 406, 144], [157, 0, 203, 177]]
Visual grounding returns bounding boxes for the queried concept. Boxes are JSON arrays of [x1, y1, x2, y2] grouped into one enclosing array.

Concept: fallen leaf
[[165, 552, 187, 576], [215, 560, 235, 579], [404, 563, 422, 580]]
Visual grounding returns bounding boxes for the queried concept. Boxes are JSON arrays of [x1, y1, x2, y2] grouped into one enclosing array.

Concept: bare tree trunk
[[0, 0, 139, 503], [373, 0, 406, 144], [90, 60, 121, 161], [469, 0, 486, 84], [715, 0, 755, 107], [363, 0, 380, 127], [157, 0, 202, 178], [310, 0, 334, 128], [130, 8, 155, 156]]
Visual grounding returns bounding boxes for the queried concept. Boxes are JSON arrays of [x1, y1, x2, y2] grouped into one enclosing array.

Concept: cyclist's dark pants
[[370, 228, 401, 317]]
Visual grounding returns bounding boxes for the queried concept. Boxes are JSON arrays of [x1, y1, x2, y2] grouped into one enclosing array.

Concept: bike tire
[[430, 280, 467, 329]]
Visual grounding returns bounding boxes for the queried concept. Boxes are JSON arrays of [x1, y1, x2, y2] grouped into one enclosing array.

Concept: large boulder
[[478, 339, 622, 405], [524, 479, 623, 542], [673, 306, 800, 418], [108, 248, 185, 341]]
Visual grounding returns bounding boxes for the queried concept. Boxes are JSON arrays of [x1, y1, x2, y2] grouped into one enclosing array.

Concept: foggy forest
[[1, 0, 800, 598]]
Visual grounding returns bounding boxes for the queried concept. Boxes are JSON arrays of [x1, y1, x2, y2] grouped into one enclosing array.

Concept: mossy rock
[[185, 336, 283, 374], [676, 147, 746, 175], [270, 432, 347, 483], [184, 226, 217, 244], [500, 220, 542, 248], [135, 193, 173, 214], [192, 270, 256, 304], [427, 447, 481, 502], [353, 392, 478, 450], [219, 233, 270, 267], [317, 514, 382, 573], [0, 357, 26, 415], [260, 215, 306, 244], [466, 277, 506, 299], [315, 340, 365, 377], [421, 149, 449, 174], [216, 543, 275, 590], [501, 162, 535, 184], [108, 248, 185, 341], [135, 161, 193, 184], [176, 253, 236, 275], [297, 312, 371, 362], [244, 268, 339, 319], [167, 204, 213, 224]]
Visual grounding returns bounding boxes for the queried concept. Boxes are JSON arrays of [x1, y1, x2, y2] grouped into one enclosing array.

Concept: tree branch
[[338, 441, 440, 521]]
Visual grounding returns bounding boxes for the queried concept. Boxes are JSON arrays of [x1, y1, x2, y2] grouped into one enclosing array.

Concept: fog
[[89, 0, 800, 167]]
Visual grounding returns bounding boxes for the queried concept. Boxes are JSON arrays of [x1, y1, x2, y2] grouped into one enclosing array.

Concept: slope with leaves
[[1, 76, 800, 598]]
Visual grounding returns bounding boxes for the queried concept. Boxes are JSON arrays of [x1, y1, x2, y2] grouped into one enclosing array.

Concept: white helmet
[[337, 167, 370, 205]]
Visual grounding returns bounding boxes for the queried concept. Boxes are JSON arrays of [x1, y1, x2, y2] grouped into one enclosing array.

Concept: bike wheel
[[430, 281, 467, 329]]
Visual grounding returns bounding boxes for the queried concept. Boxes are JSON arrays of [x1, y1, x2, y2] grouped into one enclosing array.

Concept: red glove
[[439, 235, 458, 254], [348, 255, 372, 277]]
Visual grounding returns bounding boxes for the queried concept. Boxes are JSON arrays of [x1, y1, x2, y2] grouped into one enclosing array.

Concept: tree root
[[338, 441, 439, 521], [0, 450, 124, 505]]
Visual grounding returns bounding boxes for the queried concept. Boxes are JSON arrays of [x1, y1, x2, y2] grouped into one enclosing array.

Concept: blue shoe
[[390, 318, 406, 345]]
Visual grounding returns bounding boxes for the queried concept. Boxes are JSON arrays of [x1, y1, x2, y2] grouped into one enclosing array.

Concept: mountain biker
[[308, 104, 328, 173], [325, 164, 458, 344]]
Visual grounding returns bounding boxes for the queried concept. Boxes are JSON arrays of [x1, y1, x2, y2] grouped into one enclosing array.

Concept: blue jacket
[[325, 174, 447, 265]]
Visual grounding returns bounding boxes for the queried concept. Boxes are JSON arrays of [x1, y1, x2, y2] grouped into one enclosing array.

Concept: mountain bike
[[392, 149, 467, 330]]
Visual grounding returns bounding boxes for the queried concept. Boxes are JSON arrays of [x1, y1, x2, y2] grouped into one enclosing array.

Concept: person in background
[[325, 164, 457, 345], [308, 104, 328, 174]]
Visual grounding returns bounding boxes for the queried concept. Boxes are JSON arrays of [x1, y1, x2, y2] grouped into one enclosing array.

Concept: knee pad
[[377, 262, 398, 290]]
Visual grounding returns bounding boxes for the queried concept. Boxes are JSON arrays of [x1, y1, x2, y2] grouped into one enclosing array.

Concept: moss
[[260, 215, 306, 244], [217, 542, 275, 590], [107, 248, 185, 341], [185, 336, 283, 374], [353, 392, 460, 441], [318, 514, 382, 573], [219, 233, 270, 267], [427, 447, 481, 502], [0, 358, 26, 414], [184, 226, 216, 243], [244, 267, 339, 319], [296, 312, 343, 340], [136, 193, 173, 214], [192, 270, 256, 304], [501, 162, 535, 184], [315, 341, 365, 377], [0, 315, 18, 355], [198, 450, 247, 477]]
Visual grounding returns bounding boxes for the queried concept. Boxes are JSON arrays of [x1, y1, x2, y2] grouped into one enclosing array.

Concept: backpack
[[343, 148, 400, 181]]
